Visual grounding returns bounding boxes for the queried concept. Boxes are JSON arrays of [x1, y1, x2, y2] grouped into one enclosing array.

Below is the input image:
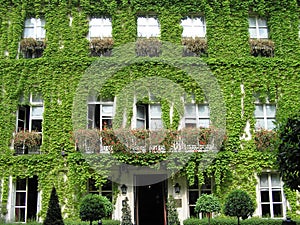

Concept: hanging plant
[[19, 38, 46, 58], [249, 39, 275, 57], [181, 37, 208, 57], [13, 130, 42, 154], [90, 37, 114, 57], [135, 37, 162, 57]]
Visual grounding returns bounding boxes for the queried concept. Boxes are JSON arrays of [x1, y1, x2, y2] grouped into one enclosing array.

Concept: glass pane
[[16, 178, 26, 190], [90, 27, 101, 38], [273, 204, 283, 217], [260, 174, 269, 187], [25, 18, 34, 27], [267, 119, 275, 130], [185, 105, 196, 117], [31, 120, 42, 132], [271, 174, 281, 187], [137, 120, 145, 129], [261, 204, 271, 218], [261, 191, 270, 202], [254, 105, 264, 117], [255, 119, 265, 130], [201, 190, 211, 195], [150, 119, 163, 130], [249, 17, 256, 27], [249, 28, 257, 38], [257, 18, 267, 27], [102, 180, 112, 190], [259, 28, 268, 38], [199, 119, 210, 128], [32, 93, 43, 102], [32, 106, 44, 117], [15, 208, 26, 222], [266, 105, 276, 117], [272, 190, 282, 202], [15, 192, 26, 206], [102, 118, 112, 129], [102, 192, 112, 202], [150, 105, 162, 117], [198, 105, 209, 117], [189, 206, 197, 218], [137, 105, 146, 118], [185, 118, 196, 125], [88, 179, 98, 192], [102, 105, 113, 115], [24, 28, 35, 38], [189, 191, 199, 204]]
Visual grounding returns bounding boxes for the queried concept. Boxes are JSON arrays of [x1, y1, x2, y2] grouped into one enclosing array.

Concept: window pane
[[88, 179, 98, 192], [198, 105, 209, 117], [272, 190, 282, 202], [102, 192, 112, 202], [259, 28, 268, 38], [16, 178, 26, 190], [102, 105, 113, 115], [15, 208, 26, 222], [266, 105, 276, 117], [32, 106, 44, 117], [102, 118, 112, 129], [150, 105, 162, 117], [24, 28, 35, 38], [189, 191, 199, 204], [137, 105, 146, 119], [267, 119, 275, 130], [255, 119, 265, 129], [249, 18, 256, 27], [261, 191, 270, 202], [199, 119, 209, 128], [185, 118, 197, 128], [271, 174, 281, 187], [137, 120, 145, 129], [260, 174, 269, 187], [32, 93, 43, 102], [32, 120, 42, 132], [189, 206, 197, 218], [15, 192, 26, 206], [261, 204, 271, 218], [273, 204, 283, 217], [150, 119, 162, 130], [185, 105, 196, 117], [249, 28, 257, 38], [257, 18, 267, 27], [254, 105, 264, 117]]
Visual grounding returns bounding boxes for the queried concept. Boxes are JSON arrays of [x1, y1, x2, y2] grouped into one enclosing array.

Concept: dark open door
[[135, 174, 167, 225]]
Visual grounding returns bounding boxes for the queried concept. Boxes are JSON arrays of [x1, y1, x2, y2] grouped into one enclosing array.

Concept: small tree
[[79, 194, 113, 225], [121, 197, 132, 225], [195, 194, 221, 225], [43, 186, 64, 225], [223, 190, 255, 225], [166, 195, 180, 225]]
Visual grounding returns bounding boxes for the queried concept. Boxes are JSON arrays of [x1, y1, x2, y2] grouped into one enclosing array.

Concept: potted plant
[[13, 130, 42, 154], [135, 37, 162, 57], [20, 38, 46, 58], [249, 39, 275, 57], [90, 37, 114, 56], [254, 129, 277, 151], [182, 37, 208, 57]]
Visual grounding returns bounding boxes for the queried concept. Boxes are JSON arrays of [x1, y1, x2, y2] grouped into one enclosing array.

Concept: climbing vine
[[0, 0, 299, 221]]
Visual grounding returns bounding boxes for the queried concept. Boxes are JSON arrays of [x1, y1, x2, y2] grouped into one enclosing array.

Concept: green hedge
[[183, 217, 300, 225], [0, 219, 120, 225]]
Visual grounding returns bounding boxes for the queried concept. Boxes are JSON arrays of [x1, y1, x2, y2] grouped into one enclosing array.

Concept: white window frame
[[135, 104, 163, 131], [188, 177, 212, 218], [181, 16, 206, 38], [88, 17, 112, 40], [257, 172, 286, 218], [16, 93, 44, 133], [23, 18, 46, 40], [249, 16, 268, 39], [183, 103, 210, 128], [137, 16, 160, 38], [254, 102, 276, 130]]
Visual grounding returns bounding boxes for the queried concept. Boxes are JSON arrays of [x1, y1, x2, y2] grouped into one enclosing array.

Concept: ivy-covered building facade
[[0, 0, 299, 224]]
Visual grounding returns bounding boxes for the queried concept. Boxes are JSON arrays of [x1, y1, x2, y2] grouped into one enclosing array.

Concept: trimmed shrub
[[43, 186, 64, 225]]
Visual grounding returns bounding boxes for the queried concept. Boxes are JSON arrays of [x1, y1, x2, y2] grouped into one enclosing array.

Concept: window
[[15, 93, 43, 154], [184, 104, 210, 128], [188, 176, 212, 218], [87, 97, 114, 130], [254, 103, 276, 130], [136, 104, 163, 130], [23, 18, 46, 39], [14, 176, 38, 222], [249, 17, 268, 39], [137, 16, 160, 38], [258, 173, 285, 218], [181, 16, 206, 38], [88, 17, 112, 39]]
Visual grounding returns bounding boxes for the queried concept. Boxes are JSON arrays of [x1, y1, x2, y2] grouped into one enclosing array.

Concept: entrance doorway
[[134, 174, 167, 225]]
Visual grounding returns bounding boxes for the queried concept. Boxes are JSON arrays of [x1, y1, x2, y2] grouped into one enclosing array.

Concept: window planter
[[90, 37, 114, 57], [135, 37, 162, 57], [13, 131, 41, 155], [182, 37, 208, 57], [249, 39, 274, 57], [254, 129, 277, 152], [20, 38, 46, 58]]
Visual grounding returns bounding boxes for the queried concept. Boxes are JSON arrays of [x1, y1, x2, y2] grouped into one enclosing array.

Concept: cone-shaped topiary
[[43, 186, 64, 225]]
